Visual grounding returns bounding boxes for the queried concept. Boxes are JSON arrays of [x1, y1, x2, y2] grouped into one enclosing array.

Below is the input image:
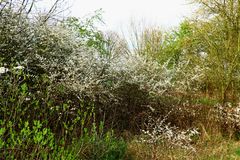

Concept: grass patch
[[126, 136, 240, 160]]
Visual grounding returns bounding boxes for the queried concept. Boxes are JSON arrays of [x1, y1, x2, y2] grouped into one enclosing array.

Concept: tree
[[62, 9, 108, 55], [190, 0, 240, 103], [128, 21, 194, 66], [102, 31, 129, 58]]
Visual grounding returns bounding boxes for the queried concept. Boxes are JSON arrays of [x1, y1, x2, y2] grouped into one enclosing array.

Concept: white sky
[[68, 0, 195, 32], [41, 0, 195, 33]]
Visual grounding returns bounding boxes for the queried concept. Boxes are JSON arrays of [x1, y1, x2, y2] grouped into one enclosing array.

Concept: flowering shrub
[[140, 113, 199, 152], [35, 39, 204, 131], [0, 1, 71, 63], [0, 1, 206, 135], [44, 48, 203, 98], [215, 103, 240, 137]]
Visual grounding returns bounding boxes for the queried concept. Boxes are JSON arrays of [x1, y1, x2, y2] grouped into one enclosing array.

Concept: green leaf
[[0, 128, 5, 136], [21, 83, 28, 93]]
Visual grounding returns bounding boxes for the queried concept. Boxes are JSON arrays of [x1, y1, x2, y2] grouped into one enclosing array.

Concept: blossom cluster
[[140, 113, 199, 152], [215, 103, 240, 129]]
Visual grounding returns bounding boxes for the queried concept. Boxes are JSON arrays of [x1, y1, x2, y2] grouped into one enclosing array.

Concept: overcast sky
[[43, 0, 195, 33], [69, 0, 195, 31]]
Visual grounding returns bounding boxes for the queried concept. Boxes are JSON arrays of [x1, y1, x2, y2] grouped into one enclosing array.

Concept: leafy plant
[[0, 120, 73, 159]]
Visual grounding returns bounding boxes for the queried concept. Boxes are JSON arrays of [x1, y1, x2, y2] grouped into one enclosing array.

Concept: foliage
[[0, 68, 127, 159], [71, 123, 127, 160], [62, 9, 109, 55], [0, 118, 127, 159], [189, 0, 240, 103], [0, 120, 76, 159], [2, 0, 240, 159], [128, 21, 194, 66], [43, 43, 203, 131]]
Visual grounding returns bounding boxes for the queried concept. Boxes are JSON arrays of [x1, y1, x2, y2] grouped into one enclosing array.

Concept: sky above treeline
[[42, 0, 195, 32]]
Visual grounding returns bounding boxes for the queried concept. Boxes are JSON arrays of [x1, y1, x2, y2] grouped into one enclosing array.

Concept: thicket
[[1, 0, 240, 159]]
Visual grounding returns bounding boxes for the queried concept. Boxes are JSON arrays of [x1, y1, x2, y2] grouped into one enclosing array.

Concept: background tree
[[128, 21, 194, 66], [189, 0, 240, 103], [102, 31, 129, 58]]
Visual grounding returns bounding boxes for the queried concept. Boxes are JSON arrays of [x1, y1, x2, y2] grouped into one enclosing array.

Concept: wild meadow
[[1, 0, 240, 159]]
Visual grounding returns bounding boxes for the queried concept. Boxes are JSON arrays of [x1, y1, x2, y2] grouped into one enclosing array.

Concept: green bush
[[0, 119, 127, 159], [0, 68, 127, 159], [0, 120, 77, 159], [70, 123, 127, 160]]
